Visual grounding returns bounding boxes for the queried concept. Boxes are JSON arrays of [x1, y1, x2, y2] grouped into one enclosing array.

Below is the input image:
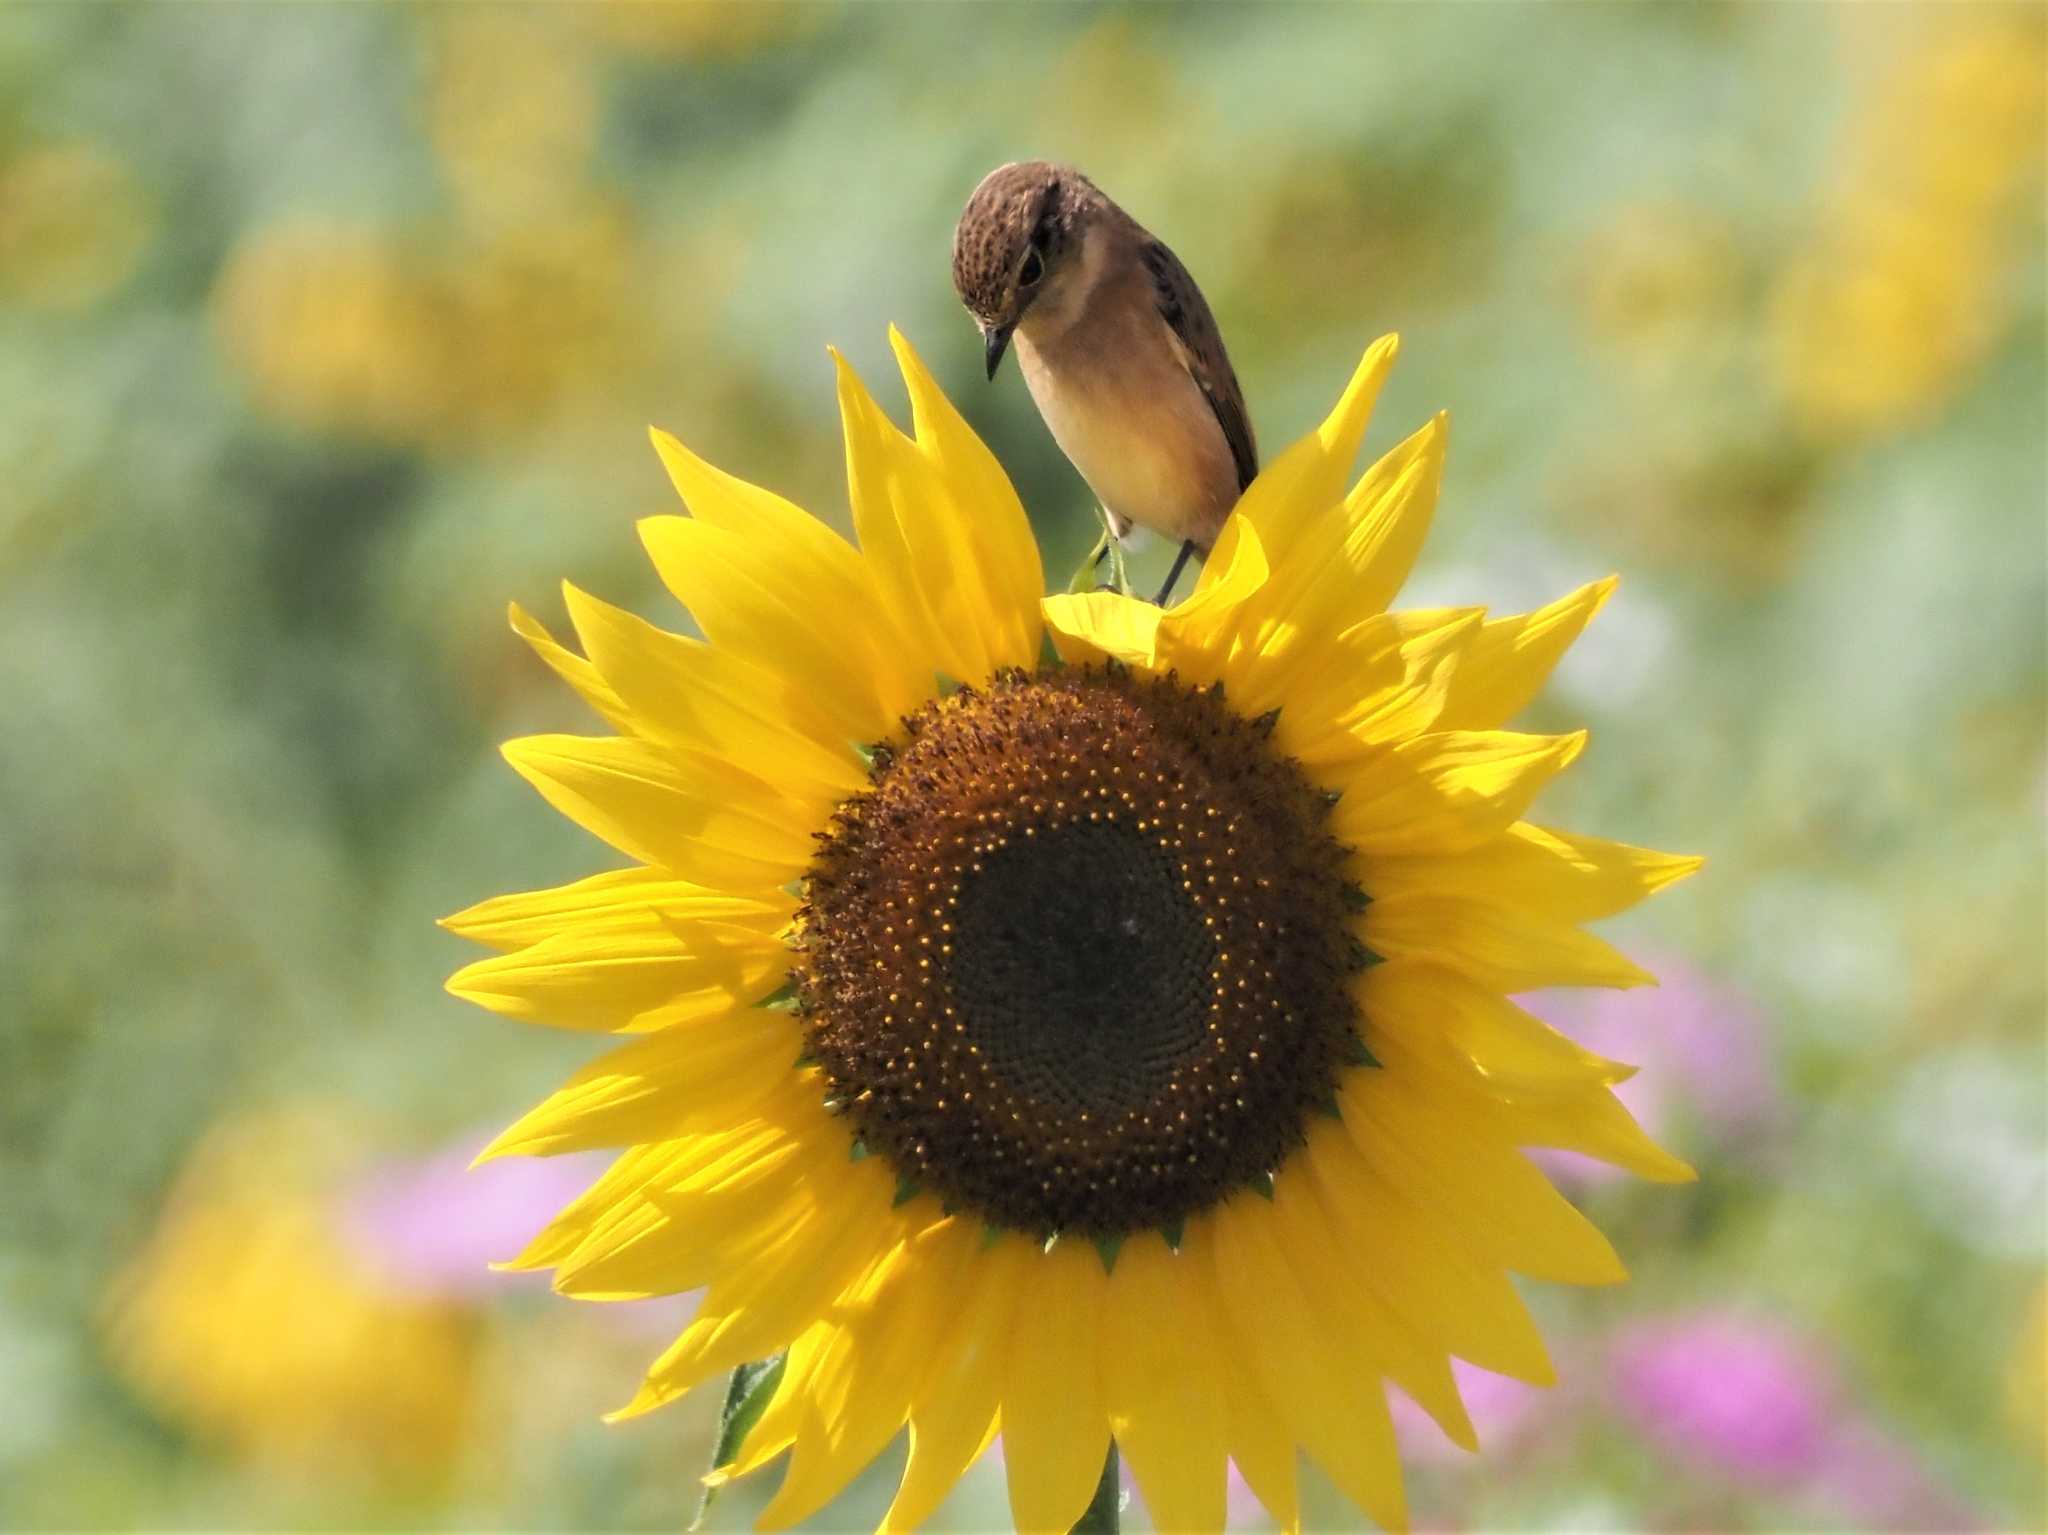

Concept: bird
[[951, 160, 1256, 605]]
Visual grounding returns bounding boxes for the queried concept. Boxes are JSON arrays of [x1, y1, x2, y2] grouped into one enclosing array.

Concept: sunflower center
[[797, 666, 1369, 1241]]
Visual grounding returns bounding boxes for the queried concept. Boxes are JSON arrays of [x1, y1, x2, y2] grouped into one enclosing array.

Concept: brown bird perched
[[951, 160, 1256, 604]]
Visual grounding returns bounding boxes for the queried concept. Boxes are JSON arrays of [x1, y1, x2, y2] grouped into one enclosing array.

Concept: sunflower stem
[[1069, 1441, 1122, 1535]]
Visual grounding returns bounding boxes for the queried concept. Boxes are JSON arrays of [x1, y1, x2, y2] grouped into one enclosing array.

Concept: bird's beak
[[983, 324, 1012, 380]]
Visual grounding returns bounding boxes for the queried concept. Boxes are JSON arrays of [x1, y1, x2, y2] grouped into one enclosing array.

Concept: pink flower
[[1609, 1311, 1839, 1480], [1606, 1310, 1982, 1529], [342, 1135, 606, 1297]]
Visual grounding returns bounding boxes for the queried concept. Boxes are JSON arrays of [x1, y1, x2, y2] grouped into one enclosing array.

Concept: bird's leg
[[1153, 540, 1197, 606], [1067, 529, 1112, 594], [1069, 507, 1130, 595]]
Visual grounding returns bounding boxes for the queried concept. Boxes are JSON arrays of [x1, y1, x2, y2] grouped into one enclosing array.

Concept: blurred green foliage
[[0, 3, 2041, 1531]]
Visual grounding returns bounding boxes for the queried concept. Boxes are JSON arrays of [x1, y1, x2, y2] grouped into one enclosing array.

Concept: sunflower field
[[1, 5, 2041, 1533]]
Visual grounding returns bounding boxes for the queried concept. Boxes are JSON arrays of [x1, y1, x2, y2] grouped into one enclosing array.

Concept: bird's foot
[[1153, 540, 1197, 606]]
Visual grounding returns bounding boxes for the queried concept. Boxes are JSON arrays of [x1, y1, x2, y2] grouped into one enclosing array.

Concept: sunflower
[[445, 328, 1699, 1534]]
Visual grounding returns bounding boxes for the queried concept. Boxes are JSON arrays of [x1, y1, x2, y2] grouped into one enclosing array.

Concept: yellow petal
[[832, 348, 996, 689], [753, 1217, 969, 1530], [879, 1230, 1023, 1535], [1360, 961, 1632, 1097], [1276, 607, 1485, 769], [1303, 1128, 1557, 1387], [1270, 413, 1448, 635], [1217, 335, 1400, 592], [646, 426, 927, 725], [507, 1110, 807, 1279], [1215, 1323, 1300, 1535], [546, 1089, 842, 1296], [475, 1011, 799, 1159], [1205, 1198, 1408, 1533], [1330, 730, 1587, 857], [1002, 1238, 1111, 1535], [1341, 1071, 1627, 1286], [637, 511, 916, 744], [1103, 1235, 1228, 1535], [445, 919, 788, 1032], [1159, 515, 1273, 687], [561, 582, 868, 801], [501, 732, 817, 887], [439, 867, 789, 953], [1269, 1133, 1477, 1454], [1361, 1015, 1693, 1184], [1433, 577, 1616, 731], [1367, 821, 1704, 921], [1039, 590, 1162, 670], [888, 326, 1044, 673], [610, 1154, 895, 1416], [1363, 892, 1656, 992], [509, 602, 638, 736]]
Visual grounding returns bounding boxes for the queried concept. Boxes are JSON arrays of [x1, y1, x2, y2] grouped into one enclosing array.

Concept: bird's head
[[951, 160, 1088, 378]]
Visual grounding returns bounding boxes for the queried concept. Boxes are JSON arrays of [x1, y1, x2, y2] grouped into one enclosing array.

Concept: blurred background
[[1, 3, 2042, 1530]]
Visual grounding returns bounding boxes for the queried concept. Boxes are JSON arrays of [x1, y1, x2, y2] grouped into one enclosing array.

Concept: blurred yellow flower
[[2015, 1281, 2048, 1464], [1575, 203, 1740, 378], [0, 141, 152, 311], [211, 220, 449, 442], [446, 330, 1697, 1532], [424, 8, 599, 227], [211, 209, 643, 451], [105, 1106, 476, 1481], [1771, 16, 2045, 438]]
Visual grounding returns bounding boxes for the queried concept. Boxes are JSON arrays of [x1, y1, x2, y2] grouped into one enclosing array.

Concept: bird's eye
[[1018, 246, 1044, 288]]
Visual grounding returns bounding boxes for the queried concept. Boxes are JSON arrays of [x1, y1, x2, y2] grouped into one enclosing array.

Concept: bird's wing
[[1140, 238, 1258, 492]]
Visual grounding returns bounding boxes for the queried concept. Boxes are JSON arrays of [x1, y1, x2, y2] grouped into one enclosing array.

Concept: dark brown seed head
[[796, 666, 1370, 1241]]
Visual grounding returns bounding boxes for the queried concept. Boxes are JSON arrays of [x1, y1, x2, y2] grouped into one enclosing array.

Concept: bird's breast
[[1014, 325, 1237, 551]]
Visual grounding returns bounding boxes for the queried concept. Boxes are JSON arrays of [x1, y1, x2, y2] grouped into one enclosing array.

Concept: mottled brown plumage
[[951, 161, 1255, 573]]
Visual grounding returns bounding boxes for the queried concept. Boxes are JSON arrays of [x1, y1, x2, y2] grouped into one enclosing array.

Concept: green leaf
[[693, 1354, 787, 1531]]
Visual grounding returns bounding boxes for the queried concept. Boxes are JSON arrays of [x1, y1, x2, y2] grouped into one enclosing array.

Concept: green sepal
[[849, 1138, 871, 1162], [1252, 707, 1282, 736], [1341, 883, 1371, 912], [1248, 1171, 1276, 1200], [934, 672, 963, 697], [892, 1174, 922, 1208], [1323, 788, 1344, 808], [1093, 1234, 1124, 1273], [1343, 1032, 1381, 1068], [758, 978, 802, 1011], [1315, 1092, 1344, 1120], [821, 1095, 848, 1115], [693, 1353, 787, 1531], [1346, 936, 1381, 971], [1160, 1216, 1185, 1253], [981, 1223, 1008, 1251]]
